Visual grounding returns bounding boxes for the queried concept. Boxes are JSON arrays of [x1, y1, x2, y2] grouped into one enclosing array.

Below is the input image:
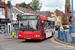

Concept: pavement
[[55, 37, 75, 46], [0, 34, 4, 37], [62, 29, 72, 42], [0, 33, 18, 42], [51, 37, 75, 47], [50, 30, 75, 49], [56, 29, 73, 42]]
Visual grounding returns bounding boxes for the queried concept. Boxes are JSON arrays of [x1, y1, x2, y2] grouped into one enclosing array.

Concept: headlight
[[19, 35, 21, 36], [35, 35, 40, 37], [36, 35, 38, 37]]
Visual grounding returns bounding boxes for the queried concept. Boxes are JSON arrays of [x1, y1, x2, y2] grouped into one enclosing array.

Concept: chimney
[[7, 0, 10, 8], [27, 3, 30, 11], [16, 4, 19, 9]]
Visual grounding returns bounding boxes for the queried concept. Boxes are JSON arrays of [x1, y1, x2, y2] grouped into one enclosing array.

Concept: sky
[[5, 0, 75, 13]]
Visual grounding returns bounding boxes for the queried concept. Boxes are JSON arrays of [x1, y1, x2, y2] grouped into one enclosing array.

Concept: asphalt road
[[0, 30, 75, 50]]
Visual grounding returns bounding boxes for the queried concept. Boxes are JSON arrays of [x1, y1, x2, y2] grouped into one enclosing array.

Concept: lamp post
[[10, 0, 13, 35], [71, 0, 74, 32]]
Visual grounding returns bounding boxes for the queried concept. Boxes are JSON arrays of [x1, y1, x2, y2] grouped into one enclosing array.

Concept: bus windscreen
[[18, 16, 40, 31]]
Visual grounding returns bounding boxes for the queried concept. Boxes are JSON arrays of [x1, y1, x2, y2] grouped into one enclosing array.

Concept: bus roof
[[48, 17, 55, 21], [39, 15, 55, 21], [18, 13, 55, 21]]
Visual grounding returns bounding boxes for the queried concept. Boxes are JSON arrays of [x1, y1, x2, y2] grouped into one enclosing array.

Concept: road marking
[[50, 37, 75, 48]]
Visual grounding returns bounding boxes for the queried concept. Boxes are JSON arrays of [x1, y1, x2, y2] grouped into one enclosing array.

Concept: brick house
[[0, 0, 22, 33], [54, 0, 73, 25], [53, 16, 61, 26], [54, 9, 67, 25], [0, 0, 8, 18], [0, 0, 10, 33]]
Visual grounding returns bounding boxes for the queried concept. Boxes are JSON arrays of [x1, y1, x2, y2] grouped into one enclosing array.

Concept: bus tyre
[[52, 32, 54, 37], [44, 34, 46, 39], [25, 39, 29, 41]]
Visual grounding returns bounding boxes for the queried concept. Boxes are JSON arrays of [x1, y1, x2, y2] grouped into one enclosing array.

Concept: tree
[[30, 0, 42, 11], [19, 2, 34, 10], [19, 2, 27, 8], [50, 12, 54, 14]]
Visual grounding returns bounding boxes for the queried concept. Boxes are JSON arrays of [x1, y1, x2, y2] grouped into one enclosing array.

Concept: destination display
[[19, 16, 39, 20]]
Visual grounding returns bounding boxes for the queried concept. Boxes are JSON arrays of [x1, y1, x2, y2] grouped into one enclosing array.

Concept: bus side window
[[44, 21, 51, 29], [44, 21, 47, 29], [50, 21, 55, 28]]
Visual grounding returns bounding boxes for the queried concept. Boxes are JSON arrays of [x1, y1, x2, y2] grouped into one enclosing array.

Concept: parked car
[[63, 25, 70, 29], [69, 25, 72, 29], [55, 25, 60, 30], [63, 25, 66, 29]]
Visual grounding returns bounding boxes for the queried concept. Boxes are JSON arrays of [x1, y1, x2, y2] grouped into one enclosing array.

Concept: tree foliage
[[19, 2, 27, 8], [50, 12, 54, 14], [30, 0, 42, 11], [19, 2, 34, 10]]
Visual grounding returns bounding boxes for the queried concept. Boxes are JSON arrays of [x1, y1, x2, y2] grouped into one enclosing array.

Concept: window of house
[[63, 17, 67, 20], [57, 15, 58, 16], [0, 8, 5, 16]]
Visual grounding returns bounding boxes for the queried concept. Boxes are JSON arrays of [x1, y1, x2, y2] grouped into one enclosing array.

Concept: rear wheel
[[51, 32, 54, 37]]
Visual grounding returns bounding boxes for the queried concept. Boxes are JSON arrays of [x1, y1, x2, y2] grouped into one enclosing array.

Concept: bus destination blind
[[20, 16, 37, 20]]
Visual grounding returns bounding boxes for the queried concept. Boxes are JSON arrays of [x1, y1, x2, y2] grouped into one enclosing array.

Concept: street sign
[[71, 33, 75, 37], [0, 19, 9, 23], [11, 15, 13, 18], [71, 18, 75, 21]]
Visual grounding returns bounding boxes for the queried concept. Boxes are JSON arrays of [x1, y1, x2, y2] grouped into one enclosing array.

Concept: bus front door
[[41, 23, 44, 37]]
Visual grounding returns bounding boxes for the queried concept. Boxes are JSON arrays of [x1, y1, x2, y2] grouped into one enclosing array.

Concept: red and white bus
[[17, 14, 55, 40]]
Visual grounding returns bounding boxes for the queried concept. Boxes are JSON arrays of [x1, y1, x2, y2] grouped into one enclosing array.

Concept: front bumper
[[18, 34, 42, 40]]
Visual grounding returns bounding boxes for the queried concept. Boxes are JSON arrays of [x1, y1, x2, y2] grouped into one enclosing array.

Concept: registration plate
[[26, 38, 31, 39]]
